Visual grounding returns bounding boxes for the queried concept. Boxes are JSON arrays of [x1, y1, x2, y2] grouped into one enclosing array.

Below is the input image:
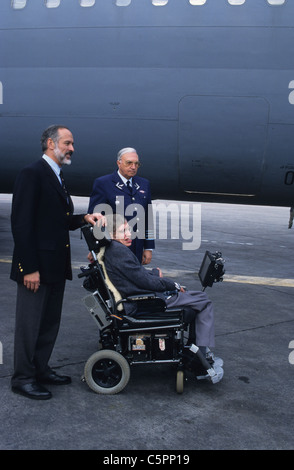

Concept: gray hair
[[117, 147, 138, 162], [40, 125, 70, 152], [105, 214, 126, 237]]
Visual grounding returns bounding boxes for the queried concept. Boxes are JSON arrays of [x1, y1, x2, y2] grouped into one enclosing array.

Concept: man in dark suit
[[10, 125, 102, 400], [88, 147, 155, 265]]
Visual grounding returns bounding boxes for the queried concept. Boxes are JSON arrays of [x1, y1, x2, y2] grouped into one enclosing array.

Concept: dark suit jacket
[[10, 158, 85, 284], [88, 171, 155, 261], [104, 240, 176, 315]]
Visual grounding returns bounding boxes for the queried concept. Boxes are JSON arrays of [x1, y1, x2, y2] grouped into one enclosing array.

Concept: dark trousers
[[11, 281, 66, 386]]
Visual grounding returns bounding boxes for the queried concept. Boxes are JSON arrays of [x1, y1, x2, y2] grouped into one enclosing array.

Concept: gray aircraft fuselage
[[1, 0, 294, 206]]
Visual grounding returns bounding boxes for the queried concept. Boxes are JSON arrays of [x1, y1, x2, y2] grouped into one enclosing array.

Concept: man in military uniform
[[88, 148, 155, 264]]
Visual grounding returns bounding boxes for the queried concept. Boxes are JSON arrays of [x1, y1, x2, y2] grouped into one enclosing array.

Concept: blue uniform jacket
[[88, 171, 155, 262]]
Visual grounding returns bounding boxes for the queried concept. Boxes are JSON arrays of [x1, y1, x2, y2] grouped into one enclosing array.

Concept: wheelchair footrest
[[182, 344, 224, 384]]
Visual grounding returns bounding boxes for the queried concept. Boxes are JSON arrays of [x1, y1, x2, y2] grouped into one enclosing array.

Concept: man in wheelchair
[[104, 215, 221, 362], [81, 214, 223, 394]]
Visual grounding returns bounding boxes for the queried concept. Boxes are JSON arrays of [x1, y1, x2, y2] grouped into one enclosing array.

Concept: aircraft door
[[178, 96, 269, 197]]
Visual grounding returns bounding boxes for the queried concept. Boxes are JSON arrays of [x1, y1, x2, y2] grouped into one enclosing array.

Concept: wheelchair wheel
[[176, 370, 184, 394], [84, 349, 130, 395]]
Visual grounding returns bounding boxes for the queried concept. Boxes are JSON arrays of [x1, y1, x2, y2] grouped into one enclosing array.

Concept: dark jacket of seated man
[[104, 239, 177, 316], [103, 218, 215, 349]]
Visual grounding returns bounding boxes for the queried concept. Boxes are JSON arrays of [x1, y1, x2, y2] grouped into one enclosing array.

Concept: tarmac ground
[[0, 194, 294, 456]]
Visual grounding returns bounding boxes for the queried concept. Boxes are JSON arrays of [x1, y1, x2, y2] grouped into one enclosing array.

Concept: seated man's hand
[[156, 267, 163, 278]]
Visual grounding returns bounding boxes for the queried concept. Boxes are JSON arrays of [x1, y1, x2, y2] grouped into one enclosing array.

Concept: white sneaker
[[206, 348, 224, 368], [196, 363, 224, 384], [209, 364, 224, 384], [213, 357, 224, 368]]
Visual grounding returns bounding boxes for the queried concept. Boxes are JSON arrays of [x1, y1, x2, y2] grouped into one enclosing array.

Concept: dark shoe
[[38, 371, 71, 386], [12, 382, 52, 400]]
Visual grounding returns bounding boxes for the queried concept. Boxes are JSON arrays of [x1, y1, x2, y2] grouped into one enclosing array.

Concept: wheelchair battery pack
[[83, 293, 111, 329], [128, 332, 174, 362]]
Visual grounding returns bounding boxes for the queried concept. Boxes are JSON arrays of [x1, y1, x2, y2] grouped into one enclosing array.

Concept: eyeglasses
[[116, 225, 131, 236], [123, 160, 141, 168]]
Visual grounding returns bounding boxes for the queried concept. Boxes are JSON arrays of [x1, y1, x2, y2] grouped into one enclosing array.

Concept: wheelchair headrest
[[81, 224, 112, 253]]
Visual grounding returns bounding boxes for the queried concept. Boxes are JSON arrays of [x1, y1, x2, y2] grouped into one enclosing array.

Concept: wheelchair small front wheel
[[84, 349, 130, 395], [176, 370, 184, 394]]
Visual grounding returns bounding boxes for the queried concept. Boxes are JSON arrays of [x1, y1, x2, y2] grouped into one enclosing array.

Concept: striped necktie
[[59, 170, 69, 200]]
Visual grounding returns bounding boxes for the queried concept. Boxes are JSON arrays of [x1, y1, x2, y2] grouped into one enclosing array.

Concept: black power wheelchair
[[78, 225, 225, 395]]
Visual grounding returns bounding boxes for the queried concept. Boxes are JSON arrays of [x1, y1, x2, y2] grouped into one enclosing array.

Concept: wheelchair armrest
[[116, 293, 167, 314], [124, 293, 157, 302], [115, 293, 158, 306]]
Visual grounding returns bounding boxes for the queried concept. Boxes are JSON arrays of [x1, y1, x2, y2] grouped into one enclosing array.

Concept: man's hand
[[142, 249, 152, 265], [23, 271, 40, 293], [155, 267, 163, 278], [84, 213, 106, 226], [87, 252, 94, 263]]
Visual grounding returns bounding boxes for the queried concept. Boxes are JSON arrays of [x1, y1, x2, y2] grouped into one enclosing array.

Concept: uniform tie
[[126, 180, 132, 195]]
